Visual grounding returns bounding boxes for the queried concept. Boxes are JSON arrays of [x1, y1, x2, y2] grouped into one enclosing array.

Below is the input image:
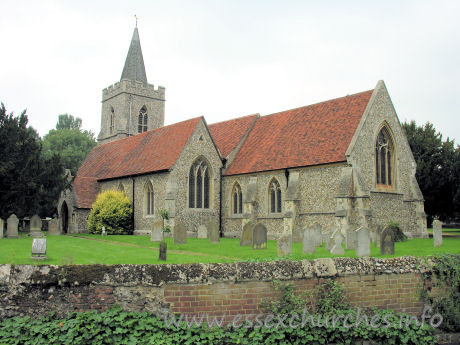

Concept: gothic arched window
[[144, 181, 154, 216], [189, 158, 211, 209], [269, 178, 282, 213], [110, 107, 115, 134], [232, 183, 243, 214], [138, 106, 148, 133], [375, 126, 395, 187]]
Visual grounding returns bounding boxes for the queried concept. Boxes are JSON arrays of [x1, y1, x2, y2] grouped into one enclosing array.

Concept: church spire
[[120, 27, 148, 84]]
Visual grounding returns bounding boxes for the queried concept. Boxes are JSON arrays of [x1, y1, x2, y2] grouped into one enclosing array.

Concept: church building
[[57, 27, 428, 240]]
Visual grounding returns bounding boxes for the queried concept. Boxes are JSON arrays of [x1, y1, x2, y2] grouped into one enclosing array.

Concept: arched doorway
[[61, 201, 69, 234]]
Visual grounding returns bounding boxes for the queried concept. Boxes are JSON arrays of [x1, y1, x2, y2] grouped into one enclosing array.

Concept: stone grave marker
[[277, 234, 292, 256], [6, 214, 19, 238], [313, 223, 322, 247], [356, 226, 370, 257], [302, 228, 316, 254], [380, 226, 395, 255], [208, 220, 220, 243], [174, 222, 187, 244], [433, 219, 443, 247], [330, 229, 345, 255], [29, 214, 44, 238], [375, 226, 382, 248], [0, 218, 4, 239], [323, 229, 332, 248], [345, 225, 357, 250], [197, 224, 207, 239], [48, 217, 60, 235], [151, 218, 164, 242], [240, 220, 255, 246], [101, 226, 107, 236], [252, 223, 267, 249], [31, 238, 47, 260]]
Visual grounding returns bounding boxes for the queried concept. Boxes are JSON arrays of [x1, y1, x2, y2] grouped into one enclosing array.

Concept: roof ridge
[[263, 89, 374, 119], [97, 116, 202, 147], [209, 113, 259, 126]]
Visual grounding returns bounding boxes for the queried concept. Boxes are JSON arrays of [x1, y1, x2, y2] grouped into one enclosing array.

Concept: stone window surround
[[374, 122, 397, 192], [188, 157, 213, 209], [144, 181, 154, 217], [138, 105, 148, 133], [268, 177, 282, 214], [231, 182, 243, 215]]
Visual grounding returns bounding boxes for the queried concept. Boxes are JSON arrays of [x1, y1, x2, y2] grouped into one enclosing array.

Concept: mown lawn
[[0, 233, 459, 265]]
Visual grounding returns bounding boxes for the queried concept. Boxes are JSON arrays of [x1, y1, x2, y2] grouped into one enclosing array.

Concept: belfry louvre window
[[232, 183, 243, 214], [375, 126, 394, 186], [269, 179, 282, 213], [138, 106, 148, 133], [145, 182, 154, 216], [189, 158, 211, 209]]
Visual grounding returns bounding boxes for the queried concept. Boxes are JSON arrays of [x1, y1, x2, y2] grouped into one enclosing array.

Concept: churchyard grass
[[0, 234, 459, 265]]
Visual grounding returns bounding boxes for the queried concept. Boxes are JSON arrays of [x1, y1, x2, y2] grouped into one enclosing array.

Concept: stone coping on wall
[[0, 256, 434, 288]]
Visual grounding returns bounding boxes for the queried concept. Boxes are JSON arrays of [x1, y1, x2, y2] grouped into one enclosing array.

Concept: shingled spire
[[120, 27, 148, 84]]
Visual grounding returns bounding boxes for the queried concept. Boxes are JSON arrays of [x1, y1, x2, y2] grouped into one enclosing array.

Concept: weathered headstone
[[326, 229, 336, 251], [380, 226, 395, 255], [356, 226, 370, 257], [197, 224, 207, 239], [6, 214, 19, 238], [48, 217, 60, 235], [302, 229, 316, 254], [101, 226, 107, 236], [374, 226, 382, 248], [345, 225, 357, 250], [174, 222, 187, 244], [240, 220, 255, 246], [330, 229, 345, 255], [0, 218, 4, 239], [151, 218, 163, 242], [159, 241, 167, 261], [252, 223, 267, 249], [433, 219, 443, 247], [208, 220, 220, 243], [277, 234, 292, 256], [313, 223, 322, 247], [31, 238, 47, 260], [29, 214, 44, 238]]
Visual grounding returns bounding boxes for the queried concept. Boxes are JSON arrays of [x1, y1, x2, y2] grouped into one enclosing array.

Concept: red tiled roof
[[73, 117, 201, 208], [73, 177, 100, 209], [209, 114, 259, 158], [225, 90, 374, 175]]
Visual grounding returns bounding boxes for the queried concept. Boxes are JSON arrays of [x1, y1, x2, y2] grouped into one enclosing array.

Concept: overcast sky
[[1, 0, 459, 143]]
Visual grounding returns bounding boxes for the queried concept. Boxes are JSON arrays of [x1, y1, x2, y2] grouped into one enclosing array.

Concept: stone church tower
[[97, 27, 165, 144]]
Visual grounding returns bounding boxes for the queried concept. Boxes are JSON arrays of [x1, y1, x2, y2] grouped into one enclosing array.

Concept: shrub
[[88, 190, 133, 235], [387, 221, 408, 242]]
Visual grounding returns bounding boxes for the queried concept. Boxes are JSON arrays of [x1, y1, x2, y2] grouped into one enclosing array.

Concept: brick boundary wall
[[0, 256, 433, 321]]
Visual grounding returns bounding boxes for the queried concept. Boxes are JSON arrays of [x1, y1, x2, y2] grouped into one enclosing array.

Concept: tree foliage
[[0, 103, 68, 219], [88, 190, 133, 235], [402, 121, 460, 221], [42, 114, 96, 176]]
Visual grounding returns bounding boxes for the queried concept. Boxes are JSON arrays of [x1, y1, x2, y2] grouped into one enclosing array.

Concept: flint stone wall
[[0, 256, 433, 320]]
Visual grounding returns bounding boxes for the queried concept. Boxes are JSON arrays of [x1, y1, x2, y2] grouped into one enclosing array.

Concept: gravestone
[[197, 224, 207, 239], [380, 226, 395, 255], [375, 226, 382, 248], [356, 227, 370, 257], [48, 217, 60, 235], [240, 220, 255, 246], [345, 225, 357, 250], [252, 223, 267, 249], [0, 218, 4, 239], [151, 218, 164, 242], [277, 234, 292, 256], [174, 222, 187, 244], [6, 214, 19, 238], [29, 214, 44, 238], [159, 241, 167, 261], [433, 219, 443, 247], [323, 229, 332, 248], [31, 238, 47, 260], [302, 228, 316, 254], [326, 229, 335, 251], [101, 226, 107, 236], [208, 220, 220, 243], [313, 223, 322, 247], [330, 229, 345, 255]]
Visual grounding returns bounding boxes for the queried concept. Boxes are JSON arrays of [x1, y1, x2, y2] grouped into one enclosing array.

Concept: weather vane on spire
[[135, 14, 138, 27]]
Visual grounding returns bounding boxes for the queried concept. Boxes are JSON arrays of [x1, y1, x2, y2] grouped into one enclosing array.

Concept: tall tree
[[402, 120, 459, 221], [55, 113, 82, 130], [0, 104, 68, 219]]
